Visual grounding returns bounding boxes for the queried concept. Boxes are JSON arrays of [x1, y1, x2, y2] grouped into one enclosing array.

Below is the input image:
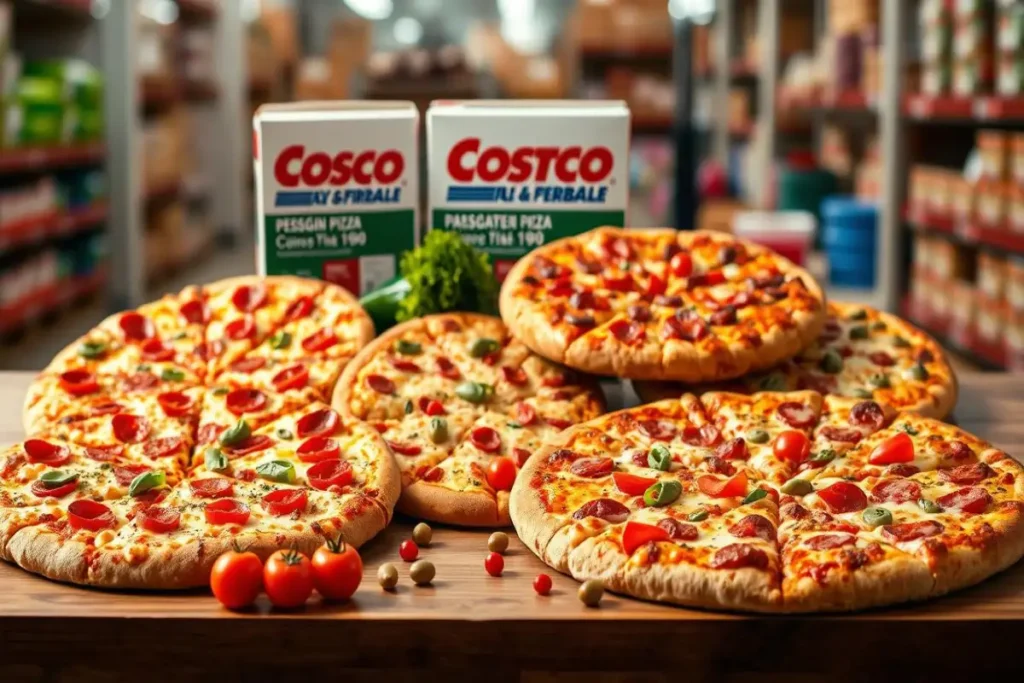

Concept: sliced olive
[[39, 469, 78, 489], [780, 478, 813, 496], [578, 579, 604, 607], [852, 388, 873, 399], [269, 331, 292, 350], [275, 428, 294, 440], [758, 373, 788, 391], [409, 559, 435, 586], [862, 506, 892, 527], [395, 339, 422, 356], [160, 367, 186, 382], [429, 417, 449, 444], [413, 522, 433, 546], [378, 563, 399, 590], [687, 508, 709, 522], [204, 447, 229, 472], [77, 340, 107, 359], [212, 386, 230, 396], [892, 335, 911, 348], [909, 364, 929, 381], [643, 480, 682, 507], [819, 349, 844, 374], [647, 444, 672, 471], [918, 498, 942, 514], [848, 325, 869, 340], [741, 488, 768, 505], [456, 381, 492, 404], [809, 448, 837, 464], [219, 419, 251, 447], [404, 400, 414, 415], [746, 428, 770, 444], [869, 373, 891, 389], [488, 531, 510, 554], [469, 338, 500, 358], [848, 309, 868, 321], [128, 470, 166, 497], [255, 459, 296, 484]]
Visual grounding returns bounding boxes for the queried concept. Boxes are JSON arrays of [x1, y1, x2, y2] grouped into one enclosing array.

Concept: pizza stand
[[1, 371, 1023, 680]]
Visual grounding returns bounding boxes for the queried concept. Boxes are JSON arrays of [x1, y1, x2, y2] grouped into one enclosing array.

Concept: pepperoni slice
[[143, 436, 184, 459], [608, 319, 645, 345], [708, 306, 738, 326], [195, 340, 225, 362], [387, 440, 422, 456], [627, 305, 652, 323], [272, 364, 309, 392], [31, 478, 77, 498], [818, 426, 862, 443], [421, 466, 444, 482], [572, 498, 630, 523], [658, 517, 699, 541], [662, 313, 709, 342], [113, 464, 149, 486], [818, 320, 843, 342], [225, 389, 267, 416], [501, 366, 528, 386], [230, 357, 267, 374], [729, 514, 775, 542], [714, 438, 749, 460], [204, 499, 251, 525], [886, 463, 920, 477], [638, 420, 676, 441], [389, 357, 421, 373], [469, 427, 502, 453], [817, 481, 868, 513], [141, 339, 175, 362], [180, 299, 210, 324], [296, 408, 340, 438], [601, 273, 635, 292], [937, 487, 992, 514], [711, 543, 769, 570], [805, 533, 856, 550], [307, 459, 354, 491], [262, 488, 308, 516], [23, 439, 71, 466], [435, 357, 461, 380], [85, 445, 123, 462], [112, 414, 151, 444], [157, 391, 193, 417], [570, 457, 614, 478], [882, 520, 944, 543], [871, 479, 922, 504], [704, 456, 734, 476], [119, 312, 155, 341], [699, 424, 722, 446], [296, 436, 340, 463], [284, 295, 315, 321], [225, 317, 256, 341], [67, 499, 115, 531], [232, 284, 267, 312], [140, 506, 181, 533], [513, 447, 532, 467], [778, 402, 817, 428], [542, 373, 568, 388], [302, 328, 338, 353], [869, 351, 896, 367], [941, 440, 974, 461], [366, 374, 395, 395], [121, 372, 160, 392], [198, 423, 223, 445], [939, 462, 995, 485], [223, 435, 274, 456], [59, 370, 99, 396], [605, 237, 633, 260], [545, 417, 573, 430], [418, 397, 446, 416], [189, 478, 234, 499], [849, 401, 886, 430], [89, 401, 123, 417], [515, 402, 537, 426]]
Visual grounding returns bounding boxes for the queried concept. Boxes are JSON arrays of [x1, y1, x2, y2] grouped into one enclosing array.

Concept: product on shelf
[[1008, 255, 1024, 310], [978, 129, 1009, 180], [996, 0, 1024, 94], [427, 99, 630, 282], [952, 0, 996, 95], [976, 178, 1008, 227], [253, 101, 419, 296], [821, 196, 877, 288], [142, 108, 184, 194], [1010, 183, 1024, 232]]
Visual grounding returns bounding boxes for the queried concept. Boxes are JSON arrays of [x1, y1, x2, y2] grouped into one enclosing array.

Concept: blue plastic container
[[820, 197, 878, 288]]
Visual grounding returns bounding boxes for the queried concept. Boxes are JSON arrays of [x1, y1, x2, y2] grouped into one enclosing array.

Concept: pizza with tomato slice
[[510, 390, 1024, 612], [333, 313, 605, 526], [1, 275, 399, 589], [499, 227, 826, 383], [634, 302, 957, 419]]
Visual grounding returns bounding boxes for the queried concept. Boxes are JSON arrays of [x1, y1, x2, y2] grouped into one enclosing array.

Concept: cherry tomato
[[399, 539, 419, 562], [533, 573, 553, 596], [486, 457, 517, 492], [484, 551, 504, 577], [670, 252, 693, 278], [210, 547, 263, 609], [263, 548, 314, 609], [773, 430, 810, 463], [869, 432, 914, 465], [613, 472, 657, 496], [312, 537, 363, 601]]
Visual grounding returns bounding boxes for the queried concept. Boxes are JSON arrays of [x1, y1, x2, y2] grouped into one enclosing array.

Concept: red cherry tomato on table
[[484, 552, 504, 577], [869, 432, 914, 465], [210, 547, 263, 609], [312, 536, 363, 601], [533, 573, 553, 596], [399, 539, 419, 562], [773, 430, 810, 463], [486, 457, 517, 492], [264, 548, 314, 609]]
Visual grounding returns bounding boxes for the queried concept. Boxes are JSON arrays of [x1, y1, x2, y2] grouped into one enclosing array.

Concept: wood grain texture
[[1, 371, 1024, 678]]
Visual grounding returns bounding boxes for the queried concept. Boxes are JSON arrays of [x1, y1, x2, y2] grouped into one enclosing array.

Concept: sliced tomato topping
[[621, 520, 670, 555], [284, 295, 315, 321], [937, 486, 992, 514], [296, 436, 340, 463], [697, 470, 748, 498], [570, 457, 615, 478], [469, 426, 502, 453], [113, 464, 149, 486], [421, 466, 444, 482], [296, 408, 340, 438], [225, 388, 268, 415], [301, 328, 337, 353], [112, 413, 151, 444], [515, 401, 537, 426], [119, 312, 155, 341], [157, 391, 193, 417], [224, 435, 274, 456], [262, 488, 308, 516], [204, 499, 250, 525], [545, 417, 573, 430], [613, 472, 657, 496], [501, 366, 528, 386], [817, 481, 869, 513], [23, 439, 71, 466], [189, 477, 234, 499], [31, 478, 78, 499], [272, 364, 309, 392], [140, 506, 181, 533], [869, 432, 914, 465], [670, 252, 693, 277], [513, 447, 532, 467], [389, 357, 421, 373], [179, 299, 210, 324], [715, 438, 749, 460], [225, 316, 256, 341], [773, 430, 810, 463], [230, 357, 267, 374], [418, 397, 446, 416], [231, 284, 267, 312], [644, 273, 667, 297], [141, 338, 175, 362], [67, 499, 115, 531], [366, 374, 395, 394], [59, 370, 99, 396], [601, 273, 634, 292], [142, 436, 184, 459], [387, 440, 422, 456], [307, 459, 354, 491], [542, 374, 567, 388]]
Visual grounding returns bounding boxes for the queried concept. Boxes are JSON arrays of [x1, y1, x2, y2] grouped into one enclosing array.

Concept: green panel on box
[[432, 209, 625, 258]]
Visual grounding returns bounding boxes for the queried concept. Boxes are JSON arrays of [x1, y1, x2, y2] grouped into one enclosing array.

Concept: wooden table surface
[[2, 371, 1024, 680]]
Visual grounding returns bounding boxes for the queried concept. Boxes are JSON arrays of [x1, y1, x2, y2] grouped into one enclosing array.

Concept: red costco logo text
[[274, 145, 404, 187], [447, 138, 614, 184]]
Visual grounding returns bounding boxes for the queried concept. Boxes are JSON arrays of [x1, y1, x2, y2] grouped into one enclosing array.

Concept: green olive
[[780, 478, 813, 496], [212, 386, 229, 396], [395, 339, 422, 356], [469, 338, 501, 358], [892, 335, 911, 348], [687, 508, 709, 522], [848, 309, 868, 321], [862, 507, 893, 527], [869, 373, 891, 389], [413, 522, 433, 546], [488, 531, 510, 554], [161, 367, 186, 382], [758, 373, 788, 391], [643, 480, 682, 507], [275, 428, 294, 440], [578, 579, 605, 607], [647, 444, 672, 471], [918, 498, 942, 514], [809, 448, 836, 464], [269, 331, 292, 350], [746, 428, 770, 444], [741, 488, 767, 505], [377, 563, 399, 590], [429, 417, 449, 444], [852, 388, 874, 399], [456, 381, 492, 404], [219, 419, 251, 447], [848, 325, 869, 340], [819, 349, 844, 374], [409, 560, 435, 586], [909, 364, 929, 381], [77, 340, 107, 359]]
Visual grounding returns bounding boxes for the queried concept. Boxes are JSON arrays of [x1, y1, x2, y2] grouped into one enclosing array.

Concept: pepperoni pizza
[[2, 276, 399, 589], [499, 227, 827, 383], [333, 313, 605, 526], [634, 302, 958, 419], [510, 391, 1024, 612]]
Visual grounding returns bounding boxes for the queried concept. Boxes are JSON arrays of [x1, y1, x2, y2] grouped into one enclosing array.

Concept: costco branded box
[[427, 100, 631, 280], [253, 101, 419, 296]]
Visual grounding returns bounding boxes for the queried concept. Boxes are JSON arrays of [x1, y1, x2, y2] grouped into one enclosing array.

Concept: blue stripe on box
[[275, 192, 315, 207], [446, 186, 499, 202]]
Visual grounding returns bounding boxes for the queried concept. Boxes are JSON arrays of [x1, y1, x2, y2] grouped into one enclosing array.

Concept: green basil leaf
[[212, 386, 229, 396], [741, 488, 768, 505], [204, 447, 229, 472], [128, 470, 166, 497], [219, 419, 251, 447], [395, 339, 422, 356], [468, 338, 500, 358], [255, 459, 296, 484], [917, 498, 941, 514], [39, 469, 78, 489], [77, 340, 107, 359], [404, 400, 414, 415], [269, 331, 292, 350], [160, 367, 186, 382]]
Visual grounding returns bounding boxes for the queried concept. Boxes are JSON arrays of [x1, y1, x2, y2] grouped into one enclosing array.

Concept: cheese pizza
[[511, 391, 1024, 612], [2, 275, 398, 589], [634, 302, 957, 419], [333, 313, 605, 526], [499, 227, 827, 382]]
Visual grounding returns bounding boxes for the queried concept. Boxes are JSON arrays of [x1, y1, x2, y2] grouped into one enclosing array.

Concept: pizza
[[634, 302, 958, 419], [2, 275, 399, 589], [499, 227, 826, 383], [333, 313, 605, 526], [510, 391, 1024, 612]]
